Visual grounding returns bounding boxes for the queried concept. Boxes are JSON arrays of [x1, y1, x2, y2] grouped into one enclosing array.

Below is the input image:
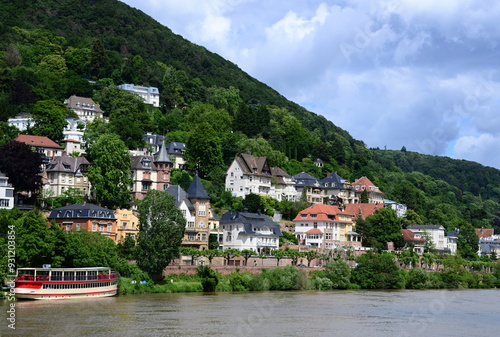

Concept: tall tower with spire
[[154, 142, 173, 192], [187, 174, 211, 250]]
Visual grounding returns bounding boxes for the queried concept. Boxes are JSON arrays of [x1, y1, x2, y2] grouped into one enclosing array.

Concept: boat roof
[[17, 267, 111, 271]]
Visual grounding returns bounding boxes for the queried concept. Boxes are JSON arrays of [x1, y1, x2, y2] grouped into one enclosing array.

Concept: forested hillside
[[0, 0, 499, 233]]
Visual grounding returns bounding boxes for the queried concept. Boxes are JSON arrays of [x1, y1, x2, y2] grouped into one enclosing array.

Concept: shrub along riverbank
[[118, 252, 500, 295]]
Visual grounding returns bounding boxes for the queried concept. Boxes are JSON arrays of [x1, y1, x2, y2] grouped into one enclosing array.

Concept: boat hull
[[15, 288, 118, 300]]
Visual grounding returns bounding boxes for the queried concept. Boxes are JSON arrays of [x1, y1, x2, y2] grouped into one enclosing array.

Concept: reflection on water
[[1, 289, 498, 336]]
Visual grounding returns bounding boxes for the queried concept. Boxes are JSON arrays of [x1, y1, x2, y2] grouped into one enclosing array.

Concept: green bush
[[197, 265, 219, 292]]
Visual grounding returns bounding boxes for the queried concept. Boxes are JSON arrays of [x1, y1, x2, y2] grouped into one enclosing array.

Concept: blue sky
[[121, 0, 500, 169]]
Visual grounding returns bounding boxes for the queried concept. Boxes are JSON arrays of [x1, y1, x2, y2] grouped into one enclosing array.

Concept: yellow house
[[114, 208, 139, 243]]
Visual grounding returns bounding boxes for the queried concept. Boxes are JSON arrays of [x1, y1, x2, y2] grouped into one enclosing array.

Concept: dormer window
[[141, 157, 151, 168]]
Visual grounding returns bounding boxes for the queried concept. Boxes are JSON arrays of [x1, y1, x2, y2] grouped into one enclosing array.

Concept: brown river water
[[1, 289, 498, 336]]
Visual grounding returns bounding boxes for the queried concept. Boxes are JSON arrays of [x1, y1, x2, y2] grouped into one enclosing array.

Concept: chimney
[[326, 173, 330, 178]]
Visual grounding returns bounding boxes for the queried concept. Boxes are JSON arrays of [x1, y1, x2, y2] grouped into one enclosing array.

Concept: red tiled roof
[[401, 229, 426, 242], [14, 134, 63, 149], [352, 176, 383, 193], [293, 203, 354, 221], [345, 203, 382, 220], [475, 228, 494, 238], [306, 228, 323, 234]]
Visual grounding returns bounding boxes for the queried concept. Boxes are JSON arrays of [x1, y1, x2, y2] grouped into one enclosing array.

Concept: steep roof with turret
[[187, 175, 210, 200]]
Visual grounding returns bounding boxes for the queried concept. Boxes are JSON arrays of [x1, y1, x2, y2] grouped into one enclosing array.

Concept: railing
[[16, 272, 118, 282]]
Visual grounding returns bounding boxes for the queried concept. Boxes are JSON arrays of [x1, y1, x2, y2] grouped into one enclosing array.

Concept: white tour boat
[[14, 267, 118, 300]]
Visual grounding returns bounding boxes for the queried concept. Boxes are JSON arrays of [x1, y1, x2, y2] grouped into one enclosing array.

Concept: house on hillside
[[130, 143, 172, 201], [0, 171, 15, 210], [400, 229, 426, 254], [118, 84, 160, 107], [220, 210, 282, 253], [166, 175, 213, 250], [8, 112, 33, 131], [114, 208, 139, 243], [14, 134, 64, 159], [293, 171, 323, 204], [47, 202, 117, 242], [320, 172, 355, 205], [384, 199, 407, 218], [270, 167, 296, 202], [293, 204, 362, 250], [406, 224, 450, 254], [345, 203, 383, 220], [351, 176, 384, 204], [225, 153, 273, 198], [64, 95, 103, 122], [44, 156, 90, 197]]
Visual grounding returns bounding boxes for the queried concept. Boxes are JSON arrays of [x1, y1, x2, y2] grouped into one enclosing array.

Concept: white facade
[[118, 84, 160, 107], [8, 113, 33, 131], [384, 199, 407, 218], [226, 160, 272, 198], [222, 222, 279, 252], [0, 172, 15, 209], [406, 225, 447, 252]]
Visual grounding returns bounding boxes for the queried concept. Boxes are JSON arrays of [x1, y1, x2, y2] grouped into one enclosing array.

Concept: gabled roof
[[14, 134, 63, 149], [235, 153, 272, 176], [131, 155, 157, 170], [271, 166, 294, 185], [165, 185, 194, 211], [345, 203, 382, 220], [166, 141, 186, 155], [352, 176, 382, 193], [187, 175, 210, 200], [45, 156, 90, 174], [293, 204, 354, 222], [64, 95, 103, 112], [293, 171, 320, 187], [48, 203, 115, 220], [475, 228, 494, 238], [320, 172, 348, 188], [305, 228, 323, 234], [220, 210, 282, 236], [401, 229, 426, 243]]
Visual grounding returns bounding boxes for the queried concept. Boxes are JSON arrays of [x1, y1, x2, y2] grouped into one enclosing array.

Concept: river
[[1, 289, 498, 336]]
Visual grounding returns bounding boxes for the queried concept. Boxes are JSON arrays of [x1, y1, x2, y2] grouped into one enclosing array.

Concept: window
[[310, 214, 317, 218], [142, 182, 151, 190], [198, 221, 205, 228], [75, 223, 81, 231], [301, 214, 307, 218], [187, 221, 195, 228], [92, 223, 97, 231], [65, 223, 71, 231], [198, 204, 206, 217]]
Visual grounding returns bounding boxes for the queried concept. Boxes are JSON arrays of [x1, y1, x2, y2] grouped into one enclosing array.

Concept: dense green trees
[[87, 133, 132, 209], [135, 190, 186, 279]]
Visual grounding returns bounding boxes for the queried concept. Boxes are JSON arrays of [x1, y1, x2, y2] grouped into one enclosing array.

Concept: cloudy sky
[[121, 0, 500, 169]]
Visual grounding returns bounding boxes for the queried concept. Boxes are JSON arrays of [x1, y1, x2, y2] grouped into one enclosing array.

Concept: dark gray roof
[[154, 142, 172, 163], [48, 203, 115, 220], [187, 175, 210, 200], [220, 211, 282, 236], [166, 141, 186, 155], [143, 133, 164, 147], [293, 171, 320, 187], [320, 172, 348, 188], [45, 156, 90, 175], [165, 185, 194, 211], [407, 224, 444, 230]]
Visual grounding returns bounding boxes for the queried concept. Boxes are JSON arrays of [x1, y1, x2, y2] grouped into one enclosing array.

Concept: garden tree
[[185, 122, 224, 178], [401, 209, 424, 228], [421, 253, 436, 269], [351, 251, 405, 289], [202, 249, 220, 265], [7, 210, 56, 268], [82, 119, 112, 152], [456, 221, 479, 260], [273, 249, 289, 266], [180, 247, 201, 266], [87, 133, 132, 209], [359, 189, 369, 203], [398, 249, 419, 268], [0, 140, 43, 194], [365, 207, 404, 249], [242, 193, 262, 213], [170, 169, 193, 191], [117, 235, 136, 260], [353, 217, 376, 247], [136, 190, 186, 279], [208, 234, 219, 250], [285, 249, 303, 266], [221, 248, 240, 266], [236, 137, 288, 167], [421, 230, 436, 253], [240, 249, 254, 266], [63, 230, 119, 268], [94, 85, 152, 149], [304, 250, 320, 267], [324, 260, 351, 289], [0, 122, 19, 146], [31, 99, 73, 142]]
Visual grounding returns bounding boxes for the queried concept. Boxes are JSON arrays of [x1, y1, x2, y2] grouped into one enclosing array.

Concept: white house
[[270, 167, 296, 202], [118, 84, 160, 107], [220, 210, 282, 253], [64, 95, 103, 122], [0, 171, 15, 209], [406, 224, 448, 252], [384, 199, 407, 218], [225, 153, 273, 198], [7, 113, 33, 131]]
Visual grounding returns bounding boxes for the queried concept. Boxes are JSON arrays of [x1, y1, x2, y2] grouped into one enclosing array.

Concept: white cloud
[[453, 134, 500, 169]]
